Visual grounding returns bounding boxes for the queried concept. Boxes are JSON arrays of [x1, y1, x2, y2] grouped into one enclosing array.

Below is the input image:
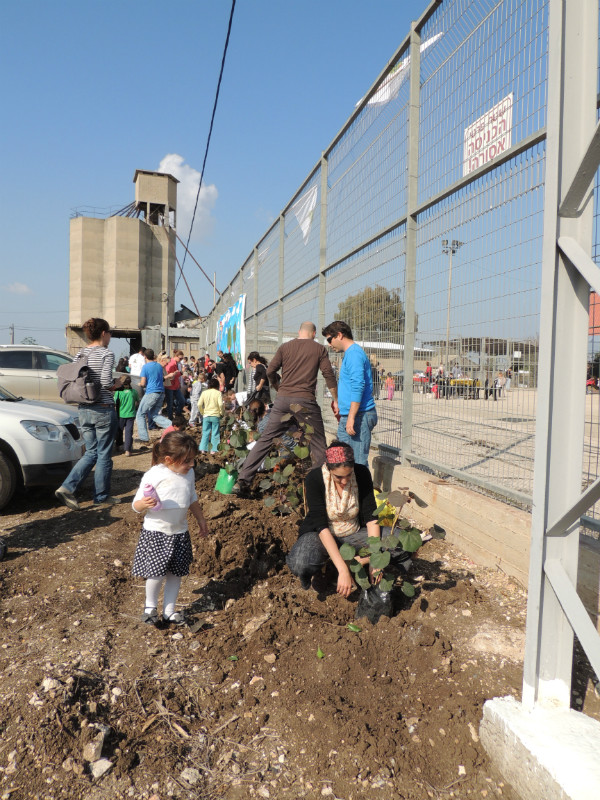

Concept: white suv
[[0, 384, 85, 511]]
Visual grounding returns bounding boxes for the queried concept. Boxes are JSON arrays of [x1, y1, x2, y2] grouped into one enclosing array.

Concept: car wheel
[[0, 451, 17, 511]]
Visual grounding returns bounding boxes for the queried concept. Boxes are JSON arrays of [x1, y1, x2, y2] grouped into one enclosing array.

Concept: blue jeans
[[199, 416, 220, 452], [337, 408, 378, 466], [287, 526, 371, 584], [165, 388, 185, 419], [61, 405, 118, 503], [136, 392, 171, 441]]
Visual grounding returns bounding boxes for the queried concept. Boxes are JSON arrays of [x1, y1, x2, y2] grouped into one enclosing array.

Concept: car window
[[37, 352, 73, 371], [0, 351, 34, 369]]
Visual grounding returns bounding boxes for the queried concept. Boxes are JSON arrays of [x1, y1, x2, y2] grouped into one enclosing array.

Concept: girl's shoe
[[163, 611, 186, 626], [142, 608, 159, 625]]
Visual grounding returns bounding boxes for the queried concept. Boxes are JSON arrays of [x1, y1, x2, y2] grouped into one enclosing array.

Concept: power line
[[178, 0, 236, 290]]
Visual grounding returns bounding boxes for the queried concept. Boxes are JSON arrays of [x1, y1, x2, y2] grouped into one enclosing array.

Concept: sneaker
[[231, 480, 250, 497], [55, 487, 81, 511], [93, 496, 122, 509]]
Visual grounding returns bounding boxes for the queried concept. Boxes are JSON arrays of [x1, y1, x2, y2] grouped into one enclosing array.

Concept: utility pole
[[9, 324, 14, 344], [442, 239, 464, 372]]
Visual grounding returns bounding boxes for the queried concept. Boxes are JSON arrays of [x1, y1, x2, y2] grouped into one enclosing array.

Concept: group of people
[[53, 317, 403, 625]]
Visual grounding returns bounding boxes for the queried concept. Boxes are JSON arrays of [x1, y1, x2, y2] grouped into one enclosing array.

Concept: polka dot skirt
[[132, 527, 193, 578]]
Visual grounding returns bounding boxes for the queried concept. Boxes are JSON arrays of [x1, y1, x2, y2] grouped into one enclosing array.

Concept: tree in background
[[334, 285, 417, 344], [20, 337, 38, 345]]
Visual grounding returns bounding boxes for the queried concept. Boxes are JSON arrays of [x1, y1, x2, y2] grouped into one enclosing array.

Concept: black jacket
[[299, 463, 378, 536]]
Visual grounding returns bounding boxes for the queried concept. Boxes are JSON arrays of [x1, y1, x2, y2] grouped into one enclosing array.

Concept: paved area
[[325, 387, 600, 504]]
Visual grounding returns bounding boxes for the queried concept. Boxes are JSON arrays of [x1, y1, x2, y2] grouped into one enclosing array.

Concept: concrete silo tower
[[67, 170, 179, 352]]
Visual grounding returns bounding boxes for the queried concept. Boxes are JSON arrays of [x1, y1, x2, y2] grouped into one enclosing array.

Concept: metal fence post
[[317, 155, 329, 406], [523, 0, 597, 709], [401, 23, 420, 461], [278, 214, 285, 346], [253, 246, 259, 350]]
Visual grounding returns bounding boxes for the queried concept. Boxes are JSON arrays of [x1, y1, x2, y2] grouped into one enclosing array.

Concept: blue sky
[[0, 0, 429, 353]]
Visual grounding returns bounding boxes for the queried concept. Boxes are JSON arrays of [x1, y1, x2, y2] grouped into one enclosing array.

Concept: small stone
[[83, 739, 104, 762], [73, 619, 81, 626], [321, 787, 333, 796], [270, 691, 279, 697], [308, 713, 315, 722], [249, 676, 264, 686], [225, 598, 235, 610], [257, 787, 271, 798], [458, 765, 467, 776], [90, 759, 113, 779], [41, 677, 60, 692], [111, 687, 122, 697], [180, 767, 201, 785], [28, 692, 44, 707], [113, 559, 123, 567], [172, 632, 184, 640], [62, 757, 74, 772], [462, 609, 472, 617], [264, 653, 277, 664]]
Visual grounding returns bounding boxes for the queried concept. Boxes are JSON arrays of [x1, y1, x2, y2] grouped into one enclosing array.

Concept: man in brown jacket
[[232, 322, 338, 495]]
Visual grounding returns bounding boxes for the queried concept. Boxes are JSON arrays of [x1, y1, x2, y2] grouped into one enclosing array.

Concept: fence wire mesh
[[194, 0, 600, 510]]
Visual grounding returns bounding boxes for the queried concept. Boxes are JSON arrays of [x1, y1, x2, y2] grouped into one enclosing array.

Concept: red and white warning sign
[[463, 93, 513, 177]]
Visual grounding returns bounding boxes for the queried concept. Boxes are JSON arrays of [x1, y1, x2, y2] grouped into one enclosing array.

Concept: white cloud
[[4, 282, 32, 294], [157, 154, 218, 242]]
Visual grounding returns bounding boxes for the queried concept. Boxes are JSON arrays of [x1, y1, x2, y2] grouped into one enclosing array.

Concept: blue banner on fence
[[216, 295, 246, 370]]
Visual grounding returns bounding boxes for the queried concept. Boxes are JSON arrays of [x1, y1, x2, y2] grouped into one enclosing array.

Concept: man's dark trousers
[[238, 396, 326, 483]]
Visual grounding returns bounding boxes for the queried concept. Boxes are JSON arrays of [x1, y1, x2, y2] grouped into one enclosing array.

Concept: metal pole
[[253, 246, 259, 351], [318, 156, 328, 406], [278, 214, 284, 346], [445, 247, 452, 373], [523, 0, 597, 709], [401, 23, 420, 462]]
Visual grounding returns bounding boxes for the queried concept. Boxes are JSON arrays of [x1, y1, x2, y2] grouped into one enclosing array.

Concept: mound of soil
[[0, 448, 597, 799]]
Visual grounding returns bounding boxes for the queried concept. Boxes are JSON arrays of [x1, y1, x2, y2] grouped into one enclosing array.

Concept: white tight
[[145, 572, 182, 618]]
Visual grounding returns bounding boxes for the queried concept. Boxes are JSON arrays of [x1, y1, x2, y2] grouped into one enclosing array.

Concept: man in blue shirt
[[135, 349, 172, 443], [322, 321, 377, 466]]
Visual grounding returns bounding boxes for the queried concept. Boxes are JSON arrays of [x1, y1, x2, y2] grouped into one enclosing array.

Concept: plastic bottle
[[143, 483, 162, 511]]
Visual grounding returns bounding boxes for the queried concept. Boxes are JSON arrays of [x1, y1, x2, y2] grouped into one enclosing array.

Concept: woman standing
[[55, 318, 122, 510], [247, 351, 271, 404], [286, 441, 381, 595]]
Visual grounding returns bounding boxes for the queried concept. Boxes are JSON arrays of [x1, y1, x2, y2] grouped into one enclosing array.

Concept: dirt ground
[[1, 444, 599, 800]]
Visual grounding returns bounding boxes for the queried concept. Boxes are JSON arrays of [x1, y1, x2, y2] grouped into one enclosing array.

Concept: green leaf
[[370, 550, 391, 570], [379, 575, 395, 592], [382, 533, 400, 551], [347, 623, 362, 633], [408, 491, 428, 507], [387, 490, 411, 507], [228, 655, 238, 661], [264, 497, 276, 507], [317, 646, 325, 659], [259, 479, 273, 490], [263, 457, 274, 470], [234, 449, 247, 458], [287, 495, 300, 507], [273, 472, 286, 485], [355, 571, 370, 590], [294, 446, 310, 460], [349, 561, 363, 574], [399, 528, 423, 553], [367, 536, 383, 549], [282, 464, 294, 477], [397, 518, 411, 530], [401, 581, 416, 597], [339, 543, 356, 561], [277, 505, 291, 515]]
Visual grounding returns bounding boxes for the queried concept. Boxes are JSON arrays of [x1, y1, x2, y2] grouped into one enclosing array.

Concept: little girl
[[132, 432, 209, 626], [385, 372, 395, 401]]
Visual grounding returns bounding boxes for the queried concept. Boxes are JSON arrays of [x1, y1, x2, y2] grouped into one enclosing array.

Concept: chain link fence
[[196, 0, 572, 508]]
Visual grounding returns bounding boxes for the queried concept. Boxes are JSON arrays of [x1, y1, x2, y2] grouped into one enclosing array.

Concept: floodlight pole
[[442, 239, 463, 374]]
